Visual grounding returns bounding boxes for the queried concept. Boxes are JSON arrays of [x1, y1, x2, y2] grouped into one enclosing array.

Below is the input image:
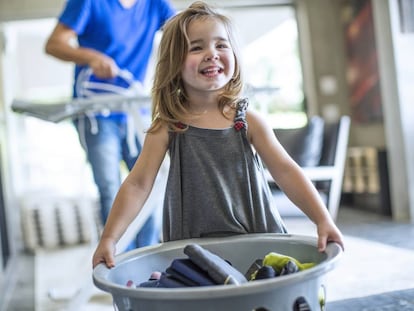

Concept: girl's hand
[[316, 220, 345, 252], [92, 237, 117, 269]]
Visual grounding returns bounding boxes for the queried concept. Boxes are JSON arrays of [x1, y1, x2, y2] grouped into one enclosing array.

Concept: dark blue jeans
[[74, 115, 160, 249]]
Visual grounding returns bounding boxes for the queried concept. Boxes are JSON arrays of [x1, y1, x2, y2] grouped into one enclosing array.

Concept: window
[[2, 19, 97, 198], [222, 4, 306, 128]]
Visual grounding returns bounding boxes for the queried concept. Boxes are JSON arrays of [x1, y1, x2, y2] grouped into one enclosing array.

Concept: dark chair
[[266, 115, 351, 221]]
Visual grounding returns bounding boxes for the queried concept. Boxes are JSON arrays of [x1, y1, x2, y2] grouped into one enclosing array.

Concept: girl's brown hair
[[148, 1, 243, 133]]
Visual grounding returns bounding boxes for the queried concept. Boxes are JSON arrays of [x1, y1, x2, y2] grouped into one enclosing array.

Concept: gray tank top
[[163, 99, 287, 241]]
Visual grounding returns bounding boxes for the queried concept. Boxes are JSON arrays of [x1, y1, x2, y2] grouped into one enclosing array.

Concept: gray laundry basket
[[93, 234, 342, 311]]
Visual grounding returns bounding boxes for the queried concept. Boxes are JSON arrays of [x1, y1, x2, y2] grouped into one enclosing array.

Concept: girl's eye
[[217, 43, 229, 49], [189, 46, 202, 52]]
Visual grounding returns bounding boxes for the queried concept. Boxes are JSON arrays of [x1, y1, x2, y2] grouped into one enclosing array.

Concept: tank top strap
[[233, 98, 249, 131]]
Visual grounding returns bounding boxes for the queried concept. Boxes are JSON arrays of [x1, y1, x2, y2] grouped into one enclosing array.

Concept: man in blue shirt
[[45, 0, 176, 249]]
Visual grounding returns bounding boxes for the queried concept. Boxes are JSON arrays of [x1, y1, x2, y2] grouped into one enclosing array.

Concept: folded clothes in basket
[[167, 258, 216, 286], [138, 243, 248, 288], [139, 272, 189, 288], [248, 252, 316, 281], [263, 252, 316, 274], [184, 244, 248, 285]]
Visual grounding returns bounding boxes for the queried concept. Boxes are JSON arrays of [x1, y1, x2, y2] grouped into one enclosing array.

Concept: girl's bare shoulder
[[246, 109, 272, 134], [145, 123, 170, 147]]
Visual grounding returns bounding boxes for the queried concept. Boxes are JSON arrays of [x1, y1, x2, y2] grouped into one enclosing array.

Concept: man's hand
[[89, 54, 120, 79]]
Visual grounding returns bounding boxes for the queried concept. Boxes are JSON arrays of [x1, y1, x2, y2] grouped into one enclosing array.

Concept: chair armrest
[[265, 166, 339, 184]]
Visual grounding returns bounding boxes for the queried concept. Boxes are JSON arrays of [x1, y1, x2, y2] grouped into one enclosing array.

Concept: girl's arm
[[246, 110, 344, 251], [92, 126, 169, 268]]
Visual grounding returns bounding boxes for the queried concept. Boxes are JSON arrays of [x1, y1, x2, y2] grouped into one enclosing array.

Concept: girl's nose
[[204, 52, 218, 61]]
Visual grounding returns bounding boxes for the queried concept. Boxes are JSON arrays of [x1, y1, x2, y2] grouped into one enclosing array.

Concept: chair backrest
[[323, 115, 351, 219], [320, 121, 340, 166], [272, 115, 351, 220], [320, 116, 350, 167], [274, 116, 325, 167], [274, 115, 350, 168]]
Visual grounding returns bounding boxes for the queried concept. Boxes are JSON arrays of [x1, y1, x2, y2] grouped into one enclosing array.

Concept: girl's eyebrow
[[189, 36, 229, 45]]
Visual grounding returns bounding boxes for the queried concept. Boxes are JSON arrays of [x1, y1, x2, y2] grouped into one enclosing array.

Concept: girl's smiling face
[[181, 17, 236, 96]]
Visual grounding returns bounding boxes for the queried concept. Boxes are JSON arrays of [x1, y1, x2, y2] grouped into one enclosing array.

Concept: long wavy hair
[[148, 1, 244, 133]]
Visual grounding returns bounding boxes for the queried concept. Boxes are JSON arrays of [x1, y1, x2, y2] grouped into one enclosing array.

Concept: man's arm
[[45, 23, 119, 78]]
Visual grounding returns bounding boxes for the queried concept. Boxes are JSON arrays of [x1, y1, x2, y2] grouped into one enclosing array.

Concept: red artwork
[[343, 0, 383, 124]]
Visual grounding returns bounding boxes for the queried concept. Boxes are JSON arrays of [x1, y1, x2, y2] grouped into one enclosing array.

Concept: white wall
[[0, 0, 65, 22], [387, 0, 414, 220]]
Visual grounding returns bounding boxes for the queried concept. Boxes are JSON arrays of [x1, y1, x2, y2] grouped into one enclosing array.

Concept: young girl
[[92, 1, 344, 268]]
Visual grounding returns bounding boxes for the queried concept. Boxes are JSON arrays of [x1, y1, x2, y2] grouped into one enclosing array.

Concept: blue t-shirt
[[59, 0, 175, 98]]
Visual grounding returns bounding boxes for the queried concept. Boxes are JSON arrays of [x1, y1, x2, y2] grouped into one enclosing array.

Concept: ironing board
[[12, 93, 151, 140], [12, 94, 169, 310]]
